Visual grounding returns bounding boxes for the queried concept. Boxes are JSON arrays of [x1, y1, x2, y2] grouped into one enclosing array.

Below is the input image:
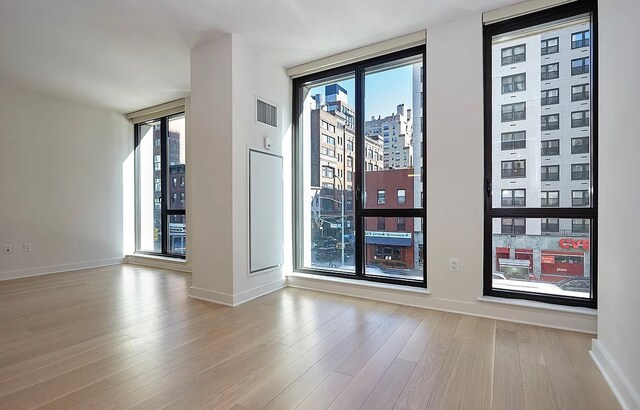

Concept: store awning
[[366, 236, 412, 247]]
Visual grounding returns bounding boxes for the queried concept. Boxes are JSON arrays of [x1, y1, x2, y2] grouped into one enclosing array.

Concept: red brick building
[[364, 168, 415, 269]]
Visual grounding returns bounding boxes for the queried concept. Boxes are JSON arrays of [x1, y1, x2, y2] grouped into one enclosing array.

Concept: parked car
[[555, 278, 590, 292]]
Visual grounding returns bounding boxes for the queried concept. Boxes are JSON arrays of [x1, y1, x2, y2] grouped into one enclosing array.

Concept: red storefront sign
[[559, 238, 590, 250], [541, 255, 555, 264]]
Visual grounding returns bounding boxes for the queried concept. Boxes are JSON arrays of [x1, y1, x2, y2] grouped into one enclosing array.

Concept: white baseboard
[[125, 254, 191, 273], [0, 257, 124, 281], [189, 278, 285, 307], [590, 339, 639, 410], [286, 274, 597, 334], [233, 278, 286, 306], [189, 286, 234, 306]]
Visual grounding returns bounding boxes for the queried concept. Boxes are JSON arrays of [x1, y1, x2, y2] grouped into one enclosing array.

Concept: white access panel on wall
[[249, 149, 283, 274]]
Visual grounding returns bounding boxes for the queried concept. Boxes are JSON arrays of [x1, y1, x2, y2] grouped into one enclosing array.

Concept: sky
[[308, 62, 418, 120]]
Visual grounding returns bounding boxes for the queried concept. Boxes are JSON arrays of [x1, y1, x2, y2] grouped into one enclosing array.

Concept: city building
[[364, 168, 416, 270], [364, 104, 413, 170], [491, 17, 591, 283]]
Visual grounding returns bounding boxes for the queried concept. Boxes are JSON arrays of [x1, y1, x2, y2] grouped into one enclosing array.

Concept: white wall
[[189, 34, 290, 305], [288, 13, 597, 334], [594, 0, 640, 408], [0, 79, 130, 279], [189, 35, 235, 300]]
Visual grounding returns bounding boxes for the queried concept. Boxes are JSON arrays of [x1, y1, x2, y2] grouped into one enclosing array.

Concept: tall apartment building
[[364, 104, 413, 170], [491, 17, 591, 282]]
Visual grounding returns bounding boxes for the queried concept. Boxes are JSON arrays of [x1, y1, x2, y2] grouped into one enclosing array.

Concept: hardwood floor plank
[[393, 313, 461, 410], [396, 309, 443, 363], [459, 318, 496, 410], [516, 323, 546, 365], [520, 361, 559, 410], [294, 372, 353, 410], [492, 328, 526, 410], [360, 358, 415, 410]]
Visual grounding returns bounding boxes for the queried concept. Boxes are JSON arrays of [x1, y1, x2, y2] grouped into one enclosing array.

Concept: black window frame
[[541, 191, 560, 207], [541, 62, 559, 80], [571, 110, 590, 127], [501, 44, 526, 65], [134, 112, 187, 259], [572, 83, 590, 101], [541, 114, 560, 130], [541, 217, 560, 233], [541, 88, 560, 105], [572, 136, 590, 154], [541, 37, 559, 55], [501, 131, 526, 150], [541, 165, 560, 181], [501, 102, 526, 122], [572, 57, 590, 75], [571, 163, 590, 180], [501, 189, 526, 207], [292, 46, 427, 288], [571, 30, 590, 48], [501, 217, 526, 235], [541, 139, 560, 156], [572, 190, 590, 207], [501, 160, 526, 178], [501, 73, 526, 94], [484, 0, 598, 308]]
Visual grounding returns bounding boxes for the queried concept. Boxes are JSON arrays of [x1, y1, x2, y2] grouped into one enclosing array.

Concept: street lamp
[[326, 164, 345, 267]]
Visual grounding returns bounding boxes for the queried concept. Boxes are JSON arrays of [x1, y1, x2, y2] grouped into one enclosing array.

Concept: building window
[[571, 163, 590, 180], [501, 189, 526, 207], [572, 84, 590, 101], [501, 218, 526, 235], [541, 37, 559, 55], [294, 47, 425, 285], [541, 139, 560, 156], [501, 160, 526, 178], [541, 191, 560, 207], [501, 73, 526, 93], [572, 137, 590, 154], [484, 1, 596, 307], [541, 218, 560, 233], [572, 190, 590, 207], [135, 112, 187, 258], [501, 131, 526, 150], [571, 110, 590, 127], [541, 165, 560, 181], [571, 57, 590, 75], [501, 44, 526, 65], [541, 63, 559, 80], [501, 102, 526, 122], [397, 189, 406, 205], [541, 88, 559, 105], [571, 30, 590, 49], [325, 135, 335, 144], [541, 114, 559, 131], [572, 218, 590, 233]]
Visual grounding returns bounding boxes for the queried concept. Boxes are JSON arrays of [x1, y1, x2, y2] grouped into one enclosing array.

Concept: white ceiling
[[0, 0, 516, 113]]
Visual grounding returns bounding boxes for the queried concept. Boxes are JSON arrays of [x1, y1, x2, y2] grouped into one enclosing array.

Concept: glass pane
[[491, 217, 591, 298], [299, 73, 356, 273], [167, 114, 186, 210], [364, 55, 423, 209], [491, 15, 592, 209], [168, 215, 186, 255], [365, 217, 423, 281], [136, 120, 162, 253]]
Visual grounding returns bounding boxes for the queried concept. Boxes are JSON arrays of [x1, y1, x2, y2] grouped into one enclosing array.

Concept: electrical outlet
[[24, 243, 32, 252], [449, 258, 459, 272], [4, 244, 12, 254]]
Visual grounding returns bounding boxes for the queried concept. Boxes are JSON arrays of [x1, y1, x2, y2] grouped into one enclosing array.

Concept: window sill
[[287, 271, 430, 295], [477, 295, 596, 316], [125, 253, 190, 273]]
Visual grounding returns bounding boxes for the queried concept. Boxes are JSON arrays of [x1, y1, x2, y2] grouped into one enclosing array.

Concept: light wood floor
[[0, 264, 618, 410]]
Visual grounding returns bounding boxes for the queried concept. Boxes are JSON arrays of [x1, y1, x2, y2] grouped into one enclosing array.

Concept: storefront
[[493, 236, 590, 282], [365, 231, 414, 269]]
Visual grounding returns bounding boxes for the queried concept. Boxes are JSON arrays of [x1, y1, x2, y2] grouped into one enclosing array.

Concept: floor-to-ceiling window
[[135, 112, 186, 258], [483, 0, 597, 307], [293, 47, 426, 286]]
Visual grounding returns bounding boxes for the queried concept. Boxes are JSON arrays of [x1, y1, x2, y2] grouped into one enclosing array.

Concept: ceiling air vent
[[257, 99, 277, 128]]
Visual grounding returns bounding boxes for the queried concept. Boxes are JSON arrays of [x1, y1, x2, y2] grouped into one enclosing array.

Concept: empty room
[[0, 0, 638, 408]]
